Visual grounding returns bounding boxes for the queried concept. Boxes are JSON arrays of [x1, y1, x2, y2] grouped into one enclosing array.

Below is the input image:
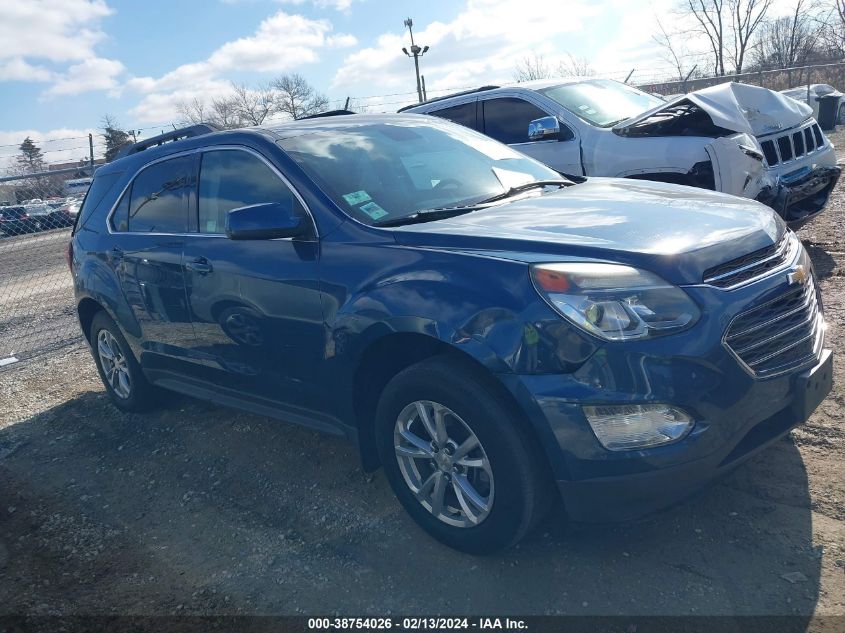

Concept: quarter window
[[482, 98, 552, 144], [127, 156, 193, 233], [111, 190, 130, 232], [198, 150, 304, 234]]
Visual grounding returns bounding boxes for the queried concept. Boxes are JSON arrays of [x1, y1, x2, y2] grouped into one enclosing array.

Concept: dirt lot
[[1, 134, 844, 624]]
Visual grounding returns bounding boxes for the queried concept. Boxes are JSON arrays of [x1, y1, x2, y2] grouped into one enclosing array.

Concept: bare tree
[[513, 53, 552, 82], [557, 53, 595, 77], [817, 0, 845, 58], [176, 96, 243, 130], [176, 98, 209, 125], [271, 73, 329, 120], [680, 0, 772, 75], [751, 0, 820, 71], [209, 96, 243, 129], [654, 16, 691, 80], [728, 0, 772, 73], [685, 0, 728, 76], [231, 82, 275, 126]]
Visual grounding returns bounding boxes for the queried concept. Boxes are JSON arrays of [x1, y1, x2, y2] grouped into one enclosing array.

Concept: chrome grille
[[724, 276, 823, 377], [759, 122, 825, 167], [703, 235, 793, 289]]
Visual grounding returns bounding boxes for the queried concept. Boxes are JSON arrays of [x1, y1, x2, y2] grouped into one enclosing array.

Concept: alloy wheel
[[393, 400, 494, 527], [97, 329, 132, 399]]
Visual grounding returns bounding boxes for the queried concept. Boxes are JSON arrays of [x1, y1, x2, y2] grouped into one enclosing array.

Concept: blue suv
[[69, 114, 832, 553]]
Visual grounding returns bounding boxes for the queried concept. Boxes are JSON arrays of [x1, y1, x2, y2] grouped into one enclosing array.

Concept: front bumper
[[558, 348, 831, 522], [759, 165, 841, 229], [499, 268, 833, 523]]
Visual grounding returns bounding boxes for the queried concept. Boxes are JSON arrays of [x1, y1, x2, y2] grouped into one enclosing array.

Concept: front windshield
[[539, 79, 664, 127], [278, 119, 560, 226]]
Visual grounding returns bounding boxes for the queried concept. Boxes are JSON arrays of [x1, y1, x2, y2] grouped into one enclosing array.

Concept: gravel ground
[[1, 136, 844, 623]]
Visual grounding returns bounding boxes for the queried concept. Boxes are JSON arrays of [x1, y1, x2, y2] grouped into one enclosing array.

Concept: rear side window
[[127, 156, 193, 233], [110, 191, 130, 232], [429, 102, 478, 130], [482, 97, 550, 144], [74, 172, 121, 233], [198, 150, 304, 234]]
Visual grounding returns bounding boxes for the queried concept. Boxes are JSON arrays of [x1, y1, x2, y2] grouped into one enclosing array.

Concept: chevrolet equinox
[[69, 114, 833, 553]]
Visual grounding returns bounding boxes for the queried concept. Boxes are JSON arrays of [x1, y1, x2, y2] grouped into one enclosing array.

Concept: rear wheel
[[90, 311, 161, 412], [375, 356, 553, 553]]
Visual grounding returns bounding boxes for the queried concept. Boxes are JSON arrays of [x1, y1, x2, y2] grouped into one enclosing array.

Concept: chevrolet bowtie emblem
[[788, 265, 808, 285]]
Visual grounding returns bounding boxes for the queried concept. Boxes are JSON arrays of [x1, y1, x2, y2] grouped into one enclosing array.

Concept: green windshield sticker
[[359, 201, 388, 220], [342, 190, 372, 205]]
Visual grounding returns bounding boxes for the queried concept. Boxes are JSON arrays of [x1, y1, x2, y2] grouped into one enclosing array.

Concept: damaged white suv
[[403, 79, 840, 228]]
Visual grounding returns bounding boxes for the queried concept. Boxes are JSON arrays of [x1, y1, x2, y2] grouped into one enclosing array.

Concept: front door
[[480, 96, 584, 176], [181, 147, 325, 414]]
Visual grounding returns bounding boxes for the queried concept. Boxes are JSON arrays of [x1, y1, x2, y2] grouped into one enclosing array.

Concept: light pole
[[402, 18, 429, 103]]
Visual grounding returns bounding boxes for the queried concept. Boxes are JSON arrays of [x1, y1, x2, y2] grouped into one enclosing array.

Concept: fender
[[74, 248, 143, 359]]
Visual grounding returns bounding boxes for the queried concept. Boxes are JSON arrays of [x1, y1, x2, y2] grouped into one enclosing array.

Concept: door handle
[[186, 257, 213, 274]]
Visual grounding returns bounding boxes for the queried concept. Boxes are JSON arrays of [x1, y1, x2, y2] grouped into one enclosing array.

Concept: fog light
[[582, 404, 694, 451]]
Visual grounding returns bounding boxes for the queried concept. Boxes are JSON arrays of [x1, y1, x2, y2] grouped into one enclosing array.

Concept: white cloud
[[331, 0, 600, 98], [0, 0, 120, 98], [127, 10, 355, 123], [44, 57, 125, 97], [221, 0, 358, 10], [277, 0, 357, 11], [0, 0, 112, 64], [0, 58, 53, 82]]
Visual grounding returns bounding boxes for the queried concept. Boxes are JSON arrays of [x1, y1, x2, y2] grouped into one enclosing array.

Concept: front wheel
[[375, 356, 554, 553]]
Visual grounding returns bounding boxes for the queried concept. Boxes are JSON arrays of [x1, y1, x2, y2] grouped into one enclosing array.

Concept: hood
[[392, 178, 783, 286], [614, 82, 813, 137]]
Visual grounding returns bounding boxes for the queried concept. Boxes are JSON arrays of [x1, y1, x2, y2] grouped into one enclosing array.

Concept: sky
[[0, 0, 793, 169]]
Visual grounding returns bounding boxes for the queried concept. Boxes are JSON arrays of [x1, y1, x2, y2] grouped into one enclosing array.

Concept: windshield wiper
[[374, 179, 573, 228], [374, 206, 480, 227], [472, 178, 573, 205]]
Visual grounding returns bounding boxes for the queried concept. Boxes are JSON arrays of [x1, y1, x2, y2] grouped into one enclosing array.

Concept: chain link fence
[[0, 170, 90, 372]]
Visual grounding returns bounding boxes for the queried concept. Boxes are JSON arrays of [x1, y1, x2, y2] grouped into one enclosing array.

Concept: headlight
[[583, 404, 694, 450], [530, 262, 700, 341]]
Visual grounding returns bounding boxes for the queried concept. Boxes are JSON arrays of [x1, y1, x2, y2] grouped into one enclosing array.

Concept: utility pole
[[88, 133, 94, 171], [402, 18, 429, 103]]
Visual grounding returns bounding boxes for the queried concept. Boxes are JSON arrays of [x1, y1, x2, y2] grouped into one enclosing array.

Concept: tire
[[89, 311, 161, 412], [838, 103, 845, 126], [375, 355, 554, 553]]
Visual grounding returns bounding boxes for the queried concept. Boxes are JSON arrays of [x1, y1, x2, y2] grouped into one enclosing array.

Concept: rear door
[[480, 96, 584, 175], [107, 154, 195, 371], [180, 147, 325, 416]]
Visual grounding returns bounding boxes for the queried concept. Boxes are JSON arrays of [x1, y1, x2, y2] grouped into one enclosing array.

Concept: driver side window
[[198, 149, 304, 234], [482, 97, 573, 144]]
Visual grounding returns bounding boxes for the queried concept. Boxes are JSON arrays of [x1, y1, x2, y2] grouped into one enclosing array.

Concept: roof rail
[[397, 85, 500, 112], [298, 109, 356, 120], [115, 123, 221, 159]]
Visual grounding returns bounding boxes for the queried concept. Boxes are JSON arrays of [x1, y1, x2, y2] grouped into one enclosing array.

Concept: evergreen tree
[[17, 137, 45, 173], [102, 115, 132, 162]]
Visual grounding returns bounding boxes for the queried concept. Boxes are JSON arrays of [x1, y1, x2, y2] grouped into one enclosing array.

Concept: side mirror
[[226, 202, 306, 240], [528, 116, 561, 141]]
